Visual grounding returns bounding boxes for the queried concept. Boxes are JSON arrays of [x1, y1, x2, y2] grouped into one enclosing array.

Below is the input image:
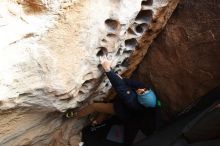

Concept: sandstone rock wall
[[0, 0, 179, 145], [133, 0, 220, 117], [0, 0, 178, 111]]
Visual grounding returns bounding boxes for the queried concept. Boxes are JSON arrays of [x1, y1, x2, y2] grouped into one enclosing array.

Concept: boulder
[[133, 0, 220, 117], [0, 0, 179, 145]]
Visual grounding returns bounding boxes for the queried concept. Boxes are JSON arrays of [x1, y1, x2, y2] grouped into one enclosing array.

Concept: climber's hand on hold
[[100, 55, 112, 72]]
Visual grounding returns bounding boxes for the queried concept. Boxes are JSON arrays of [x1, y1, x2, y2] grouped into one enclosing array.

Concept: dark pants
[[123, 108, 157, 146]]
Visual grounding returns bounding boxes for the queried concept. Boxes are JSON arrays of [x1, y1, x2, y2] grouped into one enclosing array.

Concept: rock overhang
[[0, 0, 182, 145], [0, 0, 179, 112]]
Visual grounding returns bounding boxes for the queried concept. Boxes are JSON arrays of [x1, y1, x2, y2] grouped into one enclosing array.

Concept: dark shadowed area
[[133, 0, 220, 117]]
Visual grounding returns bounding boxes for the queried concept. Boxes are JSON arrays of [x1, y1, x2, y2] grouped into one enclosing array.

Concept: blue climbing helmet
[[137, 89, 157, 108]]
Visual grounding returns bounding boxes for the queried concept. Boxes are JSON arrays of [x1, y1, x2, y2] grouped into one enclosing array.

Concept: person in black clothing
[[67, 55, 158, 124], [66, 55, 159, 145]]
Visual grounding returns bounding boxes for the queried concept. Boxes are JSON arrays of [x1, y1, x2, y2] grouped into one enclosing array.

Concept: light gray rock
[[0, 0, 180, 145]]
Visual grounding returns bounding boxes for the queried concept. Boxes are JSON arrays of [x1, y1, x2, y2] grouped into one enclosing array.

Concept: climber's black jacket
[[106, 70, 151, 120]]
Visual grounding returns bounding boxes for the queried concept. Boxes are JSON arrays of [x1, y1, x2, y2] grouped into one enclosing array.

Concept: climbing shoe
[[65, 109, 78, 119]]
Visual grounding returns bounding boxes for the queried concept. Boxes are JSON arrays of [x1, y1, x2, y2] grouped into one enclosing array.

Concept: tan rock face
[[133, 0, 220, 118], [0, 0, 179, 145]]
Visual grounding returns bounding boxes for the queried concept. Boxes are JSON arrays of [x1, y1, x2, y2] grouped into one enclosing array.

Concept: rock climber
[[65, 55, 159, 125]]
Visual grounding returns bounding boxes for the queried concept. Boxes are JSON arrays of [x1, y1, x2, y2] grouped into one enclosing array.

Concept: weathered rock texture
[[0, 0, 180, 145], [133, 0, 220, 117]]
